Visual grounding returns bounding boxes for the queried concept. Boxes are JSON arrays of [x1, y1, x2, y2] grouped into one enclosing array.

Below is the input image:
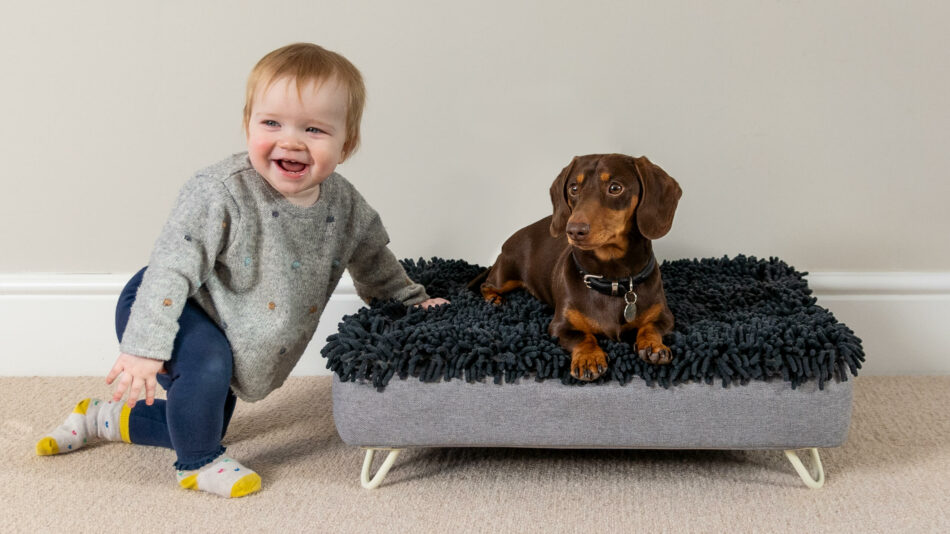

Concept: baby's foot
[[177, 457, 261, 498], [36, 398, 129, 455]]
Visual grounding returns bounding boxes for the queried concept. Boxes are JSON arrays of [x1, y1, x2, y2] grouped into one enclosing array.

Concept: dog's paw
[[570, 350, 608, 381], [480, 288, 505, 306], [637, 344, 672, 365]]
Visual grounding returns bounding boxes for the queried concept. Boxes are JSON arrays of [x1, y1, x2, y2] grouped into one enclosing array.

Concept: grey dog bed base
[[333, 376, 853, 450], [333, 376, 848, 489]]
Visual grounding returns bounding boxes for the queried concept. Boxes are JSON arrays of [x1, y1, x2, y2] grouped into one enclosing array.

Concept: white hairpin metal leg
[[360, 447, 824, 489], [784, 448, 825, 489], [361, 448, 403, 489]]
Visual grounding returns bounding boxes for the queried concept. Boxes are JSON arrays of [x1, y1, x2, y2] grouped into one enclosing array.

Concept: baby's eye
[[306, 127, 324, 134], [262, 120, 279, 127]]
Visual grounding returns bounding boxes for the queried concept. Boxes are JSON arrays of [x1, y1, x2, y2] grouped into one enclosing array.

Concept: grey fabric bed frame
[[332, 375, 853, 489]]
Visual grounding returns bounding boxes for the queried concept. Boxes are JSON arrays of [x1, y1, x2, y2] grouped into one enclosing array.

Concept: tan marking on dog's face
[[576, 173, 585, 184], [592, 192, 639, 260], [600, 172, 611, 182], [573, 191, 640, 259], [592, 242, 628, 261]]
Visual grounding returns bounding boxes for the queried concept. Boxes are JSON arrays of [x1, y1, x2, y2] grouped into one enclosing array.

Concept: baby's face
[[246, 76, 348, 206]]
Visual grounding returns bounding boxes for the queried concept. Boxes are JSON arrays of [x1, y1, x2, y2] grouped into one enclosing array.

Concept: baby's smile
[[274, 159, 309, 177]]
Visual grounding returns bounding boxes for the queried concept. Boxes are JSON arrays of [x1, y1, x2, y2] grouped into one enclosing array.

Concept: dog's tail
[[465, 267, 491, 294]]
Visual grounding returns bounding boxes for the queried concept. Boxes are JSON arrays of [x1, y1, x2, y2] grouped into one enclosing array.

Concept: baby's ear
[[340, 131, 359, 163]]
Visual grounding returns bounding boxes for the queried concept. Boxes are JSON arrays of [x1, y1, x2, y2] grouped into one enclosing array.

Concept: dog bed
[[325, 256, 863, 489]]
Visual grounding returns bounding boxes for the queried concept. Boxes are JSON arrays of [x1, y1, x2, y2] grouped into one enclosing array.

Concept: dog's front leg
[[550, 308, 608, 381], [635, 324, 672, 365], [624, 302, 674, 365]]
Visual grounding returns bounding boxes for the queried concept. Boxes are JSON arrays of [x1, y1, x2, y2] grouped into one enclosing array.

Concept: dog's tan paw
[[637, 344, 672, 365], [480, 288, 505, 306], [570, 349, 608, 381]]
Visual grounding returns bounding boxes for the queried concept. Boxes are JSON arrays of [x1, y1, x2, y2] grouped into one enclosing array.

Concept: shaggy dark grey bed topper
[[323, 256, 864, 391]]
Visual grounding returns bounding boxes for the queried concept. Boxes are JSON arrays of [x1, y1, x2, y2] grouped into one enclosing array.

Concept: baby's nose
[[278, 136, 305, 150]]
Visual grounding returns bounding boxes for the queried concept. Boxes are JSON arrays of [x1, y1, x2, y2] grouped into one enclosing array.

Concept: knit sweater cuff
[[392, 281, 430, 307]]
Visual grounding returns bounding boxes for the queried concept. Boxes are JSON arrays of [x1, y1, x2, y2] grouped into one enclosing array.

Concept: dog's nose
[[566, 222, 590, 242]]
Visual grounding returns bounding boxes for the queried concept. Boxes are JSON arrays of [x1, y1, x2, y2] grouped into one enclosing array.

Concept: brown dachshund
[[476, 154, 682, 381]]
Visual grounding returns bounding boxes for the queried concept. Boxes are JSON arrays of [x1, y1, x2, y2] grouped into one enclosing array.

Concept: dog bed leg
[[360, 448, 403, 489], [784, 448, 825, 489]]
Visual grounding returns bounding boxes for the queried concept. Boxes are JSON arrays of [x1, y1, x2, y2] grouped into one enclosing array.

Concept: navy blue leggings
[[115, 267, 237, 470]]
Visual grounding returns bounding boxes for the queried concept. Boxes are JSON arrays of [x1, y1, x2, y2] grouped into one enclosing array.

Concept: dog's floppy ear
[[549, 157, 578, 237], [632, 156, 682, 239]]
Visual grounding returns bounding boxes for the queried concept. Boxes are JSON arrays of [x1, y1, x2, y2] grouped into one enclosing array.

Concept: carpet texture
[[324, 256, 865, 390], [4, 376, 948, 533]]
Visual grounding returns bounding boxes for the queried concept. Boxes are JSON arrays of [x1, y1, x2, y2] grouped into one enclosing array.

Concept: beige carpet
[[2, 376, 947, 533]]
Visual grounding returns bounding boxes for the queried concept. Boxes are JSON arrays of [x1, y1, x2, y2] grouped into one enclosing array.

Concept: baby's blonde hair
[[243, 43, 366, 160]]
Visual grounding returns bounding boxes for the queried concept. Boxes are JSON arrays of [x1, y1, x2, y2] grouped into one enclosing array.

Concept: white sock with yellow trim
[[176, 456, 261, 498], [36, 398, 130, 455]]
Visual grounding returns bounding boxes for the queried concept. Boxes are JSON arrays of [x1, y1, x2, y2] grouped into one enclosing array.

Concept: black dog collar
[[572, 252, 656, 297]]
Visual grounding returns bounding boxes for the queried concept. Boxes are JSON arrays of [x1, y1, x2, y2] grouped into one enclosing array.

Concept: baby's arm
[[346, 212, 447, 307], [347, 236, 426, 305], [115, 177, 235, 404]]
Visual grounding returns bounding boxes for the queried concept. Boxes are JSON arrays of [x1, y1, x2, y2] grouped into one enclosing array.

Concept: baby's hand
[[417, 297, 450, 309], [106, 353, 167, 408]]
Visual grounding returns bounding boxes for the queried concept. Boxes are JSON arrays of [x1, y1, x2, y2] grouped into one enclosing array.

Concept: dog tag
[[623, 291, 638, 322]]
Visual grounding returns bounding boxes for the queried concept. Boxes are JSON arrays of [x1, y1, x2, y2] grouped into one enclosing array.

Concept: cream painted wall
[[2, 0, 949, 273]]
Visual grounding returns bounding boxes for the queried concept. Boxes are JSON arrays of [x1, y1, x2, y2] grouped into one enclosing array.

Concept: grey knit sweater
[[120, 153, 428, 401]]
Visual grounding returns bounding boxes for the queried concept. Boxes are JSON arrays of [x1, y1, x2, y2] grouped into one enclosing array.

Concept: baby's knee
[[175, 330, 233, 387], [196, 350, 233, 384]]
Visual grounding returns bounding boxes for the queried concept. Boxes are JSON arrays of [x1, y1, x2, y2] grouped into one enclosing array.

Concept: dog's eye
[[568, 184, 579, 196], [608, 183, 623, 195]]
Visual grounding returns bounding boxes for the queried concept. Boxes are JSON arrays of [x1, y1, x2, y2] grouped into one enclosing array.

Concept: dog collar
[[572, 252, 656, 297]]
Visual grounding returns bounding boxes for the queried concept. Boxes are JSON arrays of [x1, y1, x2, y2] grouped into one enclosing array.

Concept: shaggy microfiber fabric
[[323, 256, 864, 391]]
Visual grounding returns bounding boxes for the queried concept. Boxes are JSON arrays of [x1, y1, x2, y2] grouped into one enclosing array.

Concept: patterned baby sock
[[177, 457, 261, 498], [36, 398, 130, 455]]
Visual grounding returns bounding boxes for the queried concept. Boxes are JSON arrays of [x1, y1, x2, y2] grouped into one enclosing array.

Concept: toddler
[[36, 43, 448, 498]]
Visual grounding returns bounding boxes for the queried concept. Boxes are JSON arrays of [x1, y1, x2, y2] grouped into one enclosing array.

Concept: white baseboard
[[0, 273, 365, 377], [807, 272, 950, 376], [2, 271, 949, 376]]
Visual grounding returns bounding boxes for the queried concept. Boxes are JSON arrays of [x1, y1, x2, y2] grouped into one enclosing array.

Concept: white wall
[[2, 1, 949, 374], [2, 0, 949, 273]]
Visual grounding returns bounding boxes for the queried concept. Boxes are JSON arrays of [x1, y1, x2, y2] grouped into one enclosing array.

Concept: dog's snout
[[566, 221, 590, 242]]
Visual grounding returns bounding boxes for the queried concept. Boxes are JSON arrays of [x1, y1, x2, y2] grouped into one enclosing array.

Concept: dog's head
[[549, 154, 681, 255]]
